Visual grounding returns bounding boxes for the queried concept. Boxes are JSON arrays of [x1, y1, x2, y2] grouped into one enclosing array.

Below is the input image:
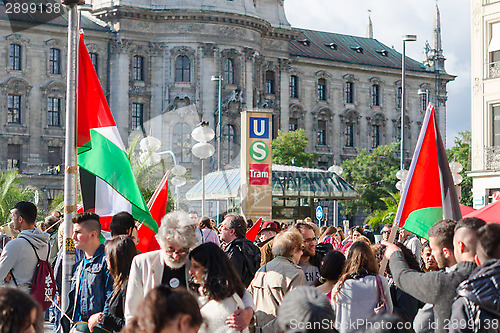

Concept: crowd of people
[[0, 201, 499, 333]]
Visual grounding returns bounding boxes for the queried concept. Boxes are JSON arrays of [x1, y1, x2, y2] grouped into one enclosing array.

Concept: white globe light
[[452, 173, 463, 185], [171, 165, 187, 176], [328, 165, 343, 175], [395, 180, 405, 191], [192, 142, 215, 159], [191, 125, 215, 143], [396, 169, 408, 181], [140, 136, 162, 152], [170, 176, 187, 187], [140, 151, 161, 167], [449, 161, 463, 174]]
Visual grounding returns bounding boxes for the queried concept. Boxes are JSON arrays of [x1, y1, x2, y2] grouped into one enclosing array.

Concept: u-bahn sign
[[241, 110, 273, 221]]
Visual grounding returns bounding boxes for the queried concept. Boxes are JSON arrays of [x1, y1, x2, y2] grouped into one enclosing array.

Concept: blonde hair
[[272, 230, 303, 258]]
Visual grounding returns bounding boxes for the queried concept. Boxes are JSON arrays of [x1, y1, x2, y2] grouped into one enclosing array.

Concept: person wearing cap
[[278, 286, 338, 333], [257, 221, 280, 266]]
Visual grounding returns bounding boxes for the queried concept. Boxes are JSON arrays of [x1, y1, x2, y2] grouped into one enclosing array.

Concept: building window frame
[[89, 52, 99, 75], [345, 122, 354, 147], [265, 70, 275, 94], [345, 81, 354, 104], [224, 58, 235, 85], [290, 75, 299, 98], [47, 97, 61, 127], [9, 44, 21, 71], [289, 117, 298, 131], [7, 144, 21, 170], [371, 84, 381, 106], [397, 87, 402, 108], [7, 94, 21, 124], [317, 119, 327, 145], [131, 103, 144, 129], [173, 123, 192, 163], [371, 124, 381, 148], [175, 55, 191, 82], [49, 48, 61, 74], [133, 55, 145, 81], [318, 78, 327, 101]]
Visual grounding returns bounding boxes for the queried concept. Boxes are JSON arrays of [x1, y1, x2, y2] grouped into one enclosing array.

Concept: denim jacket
[[64, 244, 113, 327]]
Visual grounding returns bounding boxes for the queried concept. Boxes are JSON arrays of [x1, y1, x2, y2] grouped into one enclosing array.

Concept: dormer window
[[324, 42, 337, 50], [351, 46, 363, 53], [375, 49, 389, 56], [297, 39, 310, 46]]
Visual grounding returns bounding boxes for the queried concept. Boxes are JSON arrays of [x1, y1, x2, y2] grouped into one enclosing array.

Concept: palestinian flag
[[77, 33, 157, 233], [394, 104, 461, 239], [136, 171, 169, 253]]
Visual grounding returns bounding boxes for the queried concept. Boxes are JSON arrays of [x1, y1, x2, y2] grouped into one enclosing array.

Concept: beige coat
[[247, 256, 306, 333]]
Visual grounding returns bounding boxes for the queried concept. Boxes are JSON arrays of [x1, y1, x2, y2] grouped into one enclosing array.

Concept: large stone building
[[470, 0, 500, 208], [0, 0, 454, 213]]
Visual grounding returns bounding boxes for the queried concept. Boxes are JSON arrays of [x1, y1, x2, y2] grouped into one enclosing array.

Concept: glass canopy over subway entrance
[[186, 164, 358, 223]]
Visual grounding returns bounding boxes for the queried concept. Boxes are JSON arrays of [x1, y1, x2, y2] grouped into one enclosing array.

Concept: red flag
[[246, 218, 262, 242], [395, 104, 461, 239], [137, 172, 169, 252]]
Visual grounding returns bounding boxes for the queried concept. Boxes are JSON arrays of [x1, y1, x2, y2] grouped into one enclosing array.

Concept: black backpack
[[234, 238, 261, 286]]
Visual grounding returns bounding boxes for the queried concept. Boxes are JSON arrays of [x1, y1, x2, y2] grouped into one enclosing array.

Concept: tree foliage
[[446, 130, 472, 206], [341, 143, 400, 217], [0, 170, 38, 225], [365, 192, 400, 230], [272, 129, 317, 168]]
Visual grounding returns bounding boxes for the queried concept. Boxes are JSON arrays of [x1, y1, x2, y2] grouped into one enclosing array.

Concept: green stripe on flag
[[404, 207, 443, 240], [78, 129, 158, 232]]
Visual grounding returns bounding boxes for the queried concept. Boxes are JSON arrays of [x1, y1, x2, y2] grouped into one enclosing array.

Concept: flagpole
[[62, 0, 83, 313]]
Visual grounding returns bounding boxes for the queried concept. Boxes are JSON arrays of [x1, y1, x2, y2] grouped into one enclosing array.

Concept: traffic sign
[[316, 206, 323, 221]]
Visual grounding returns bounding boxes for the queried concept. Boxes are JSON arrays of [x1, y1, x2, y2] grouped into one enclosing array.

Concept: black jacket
[[389, 251, 477, 333], [224, 237, 261, 287], [450, 259, 500, 333], [102, 281, 127, 333]]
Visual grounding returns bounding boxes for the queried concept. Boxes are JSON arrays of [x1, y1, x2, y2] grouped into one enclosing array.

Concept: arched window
[[345, 122, 354, 147], [223, 124, 237, 164], [371, 125, 380, 148], [173, 123, 192, 162], [175, 56, 191, 82], [317, 119, 327, 145], [224, 58, 235, 84]]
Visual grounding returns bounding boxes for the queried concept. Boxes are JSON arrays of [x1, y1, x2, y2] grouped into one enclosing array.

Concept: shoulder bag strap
[[375, 275, 386, 304]]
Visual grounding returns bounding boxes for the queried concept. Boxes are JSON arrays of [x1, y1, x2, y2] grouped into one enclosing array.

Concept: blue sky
[[284, 0, 471, 148]]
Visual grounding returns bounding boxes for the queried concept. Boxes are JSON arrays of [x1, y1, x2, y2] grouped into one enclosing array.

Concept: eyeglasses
[[381, 230, 390, 234], [165, 247, 189, 256], [304, 237, 317, 243]]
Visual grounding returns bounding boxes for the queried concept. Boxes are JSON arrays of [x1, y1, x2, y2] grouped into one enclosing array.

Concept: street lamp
[[211, 75, 223, 172], [191, 122, 215, 216], [400, 34, 417, 171]]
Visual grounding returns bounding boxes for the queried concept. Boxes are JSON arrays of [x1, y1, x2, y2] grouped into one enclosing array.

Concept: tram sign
[[316, 206, 323, 221], [241, 110, 273, 221]]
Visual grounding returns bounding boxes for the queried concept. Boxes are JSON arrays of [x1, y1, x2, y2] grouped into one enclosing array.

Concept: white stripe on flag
[[95, 177, 132, 217]]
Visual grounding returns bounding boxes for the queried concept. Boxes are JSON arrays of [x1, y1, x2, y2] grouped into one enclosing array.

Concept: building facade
[[470, 0, 500, 208], [0, 0, 453, 213]]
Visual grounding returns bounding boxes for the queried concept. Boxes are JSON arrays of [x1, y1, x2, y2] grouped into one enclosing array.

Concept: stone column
[[279, 58, 290, 132], [148, 42, 166, 140], [200, 43, 217, 132], [109, 39, 131, 140], [243, 47, 255, 110]]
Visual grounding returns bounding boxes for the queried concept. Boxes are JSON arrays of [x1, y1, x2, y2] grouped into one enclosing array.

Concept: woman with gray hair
[[247, 229, 306, 333], [125, 211, 198, 322]]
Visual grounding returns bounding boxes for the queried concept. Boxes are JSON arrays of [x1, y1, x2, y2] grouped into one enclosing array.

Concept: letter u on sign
[[249, 117, 269, 139]]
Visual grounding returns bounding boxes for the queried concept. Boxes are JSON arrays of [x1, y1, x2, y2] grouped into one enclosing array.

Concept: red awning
[[463, 201, 500, 224]]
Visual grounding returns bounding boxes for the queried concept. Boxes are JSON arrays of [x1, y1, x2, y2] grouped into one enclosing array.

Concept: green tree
[[0, 170, 38, 224], [446, 130, 472, 206], [272, 129, 317, 167], [341, 143, 400, 216]]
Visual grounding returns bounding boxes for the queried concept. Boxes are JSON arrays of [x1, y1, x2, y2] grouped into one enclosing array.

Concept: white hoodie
[[0, 228, 50, 293]]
